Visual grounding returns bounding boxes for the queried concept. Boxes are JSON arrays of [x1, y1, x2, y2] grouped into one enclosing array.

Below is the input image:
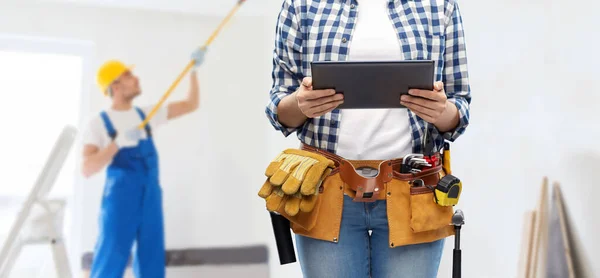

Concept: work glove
[[114, 127, 143, 149], [258, 149, 335, 216], [191, 47, 207, 69]]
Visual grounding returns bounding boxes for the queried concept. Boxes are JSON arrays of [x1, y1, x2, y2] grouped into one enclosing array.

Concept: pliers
[[400, 124, 437, 174], [423, 123, 435, 157]]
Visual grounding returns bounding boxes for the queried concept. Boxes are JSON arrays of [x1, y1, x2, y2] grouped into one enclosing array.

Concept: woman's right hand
[[295, 77, 344, 118]]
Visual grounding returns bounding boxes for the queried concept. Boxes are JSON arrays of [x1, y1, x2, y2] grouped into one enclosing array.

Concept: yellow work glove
[[258, 149, 334, 216]]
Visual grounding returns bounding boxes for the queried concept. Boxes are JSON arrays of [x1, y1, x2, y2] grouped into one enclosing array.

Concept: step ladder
[[0, 125, 77, 278]]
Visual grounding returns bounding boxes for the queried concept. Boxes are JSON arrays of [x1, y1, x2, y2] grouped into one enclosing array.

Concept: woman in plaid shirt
[[265, 0, 471, 277]]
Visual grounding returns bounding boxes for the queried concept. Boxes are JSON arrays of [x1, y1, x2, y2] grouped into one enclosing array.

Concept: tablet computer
[[310, 60, 435, 109]]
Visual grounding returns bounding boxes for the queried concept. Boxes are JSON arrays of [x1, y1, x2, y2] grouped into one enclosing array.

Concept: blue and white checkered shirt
[[265, 0, 471, 154]]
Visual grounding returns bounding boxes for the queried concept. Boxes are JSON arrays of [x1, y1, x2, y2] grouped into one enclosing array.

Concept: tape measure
[[432, 174, 462, 206]]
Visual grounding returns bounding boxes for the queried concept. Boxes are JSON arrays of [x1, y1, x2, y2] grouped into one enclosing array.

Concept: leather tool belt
[[301, 144, 442, 203]]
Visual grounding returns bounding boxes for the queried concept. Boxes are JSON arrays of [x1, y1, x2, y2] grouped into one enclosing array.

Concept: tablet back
[[310, 60, 435, 109]]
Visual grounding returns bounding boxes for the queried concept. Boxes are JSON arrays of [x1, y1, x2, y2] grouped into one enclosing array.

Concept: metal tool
[[410, 159, 431, 168], [409, 158, 428, 165], [401, 124, 440, 174], [402, 154, 423, 165], [401, 154, 427, 173], [411, 179, 424, 187], [401, 155, 432, 174], [419, 123, 442, 171], [452, 210, 465, 278], [423, 123, 435, 157]]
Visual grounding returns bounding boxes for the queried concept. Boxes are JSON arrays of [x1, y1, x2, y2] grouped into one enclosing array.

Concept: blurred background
[[0, 0, 598, 277]]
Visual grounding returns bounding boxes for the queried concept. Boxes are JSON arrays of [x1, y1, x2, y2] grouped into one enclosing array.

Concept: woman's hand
[[295, 77, 344, 118], [400, 81, 459, 132]]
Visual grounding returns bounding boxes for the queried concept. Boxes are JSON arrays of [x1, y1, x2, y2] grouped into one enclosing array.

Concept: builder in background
[[80, 48, 206, 278]]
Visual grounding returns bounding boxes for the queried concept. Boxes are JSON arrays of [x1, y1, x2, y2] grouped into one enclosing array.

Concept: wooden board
[[546, 182, 576, 278], [537, 177, 550, 277], [527, 177, 549, 278], [516, 177, 550, 278], [517, 210, 536, 278]]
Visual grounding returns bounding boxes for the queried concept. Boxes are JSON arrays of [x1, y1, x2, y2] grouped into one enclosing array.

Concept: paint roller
[[138, 0, 247, 130]]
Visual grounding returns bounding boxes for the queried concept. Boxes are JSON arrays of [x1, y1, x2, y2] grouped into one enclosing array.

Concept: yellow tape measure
[[433, 174, 462, 207]]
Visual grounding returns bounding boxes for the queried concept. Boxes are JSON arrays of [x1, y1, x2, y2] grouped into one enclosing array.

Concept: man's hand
[[295, 77, 344, 118], [401, 81, 449, 124], [81, 144, 119, 178], [191, 47, 207, 69], [115, 128, 143, 149]]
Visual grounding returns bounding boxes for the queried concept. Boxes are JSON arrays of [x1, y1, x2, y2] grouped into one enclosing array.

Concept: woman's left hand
[[400, 81, 448, 124]]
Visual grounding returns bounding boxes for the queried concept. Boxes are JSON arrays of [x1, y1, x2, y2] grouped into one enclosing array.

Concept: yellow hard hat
[[96, 60, 134, 96]]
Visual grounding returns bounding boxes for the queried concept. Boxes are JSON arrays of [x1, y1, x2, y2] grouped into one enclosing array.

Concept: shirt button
[[342, 37, 347, 43], [350, 4, 356, 9]]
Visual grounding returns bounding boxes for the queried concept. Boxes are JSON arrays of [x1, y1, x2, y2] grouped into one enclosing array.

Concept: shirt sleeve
[[442, 0, 472, 142], [265, 0, 305, 137], [81, 116, 109, 148], [141, 105, 168, 130]]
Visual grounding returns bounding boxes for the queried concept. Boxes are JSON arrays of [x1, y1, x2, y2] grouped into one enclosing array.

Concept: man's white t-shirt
[[82, 106, 168, 149], [336, 0, 413, 160]]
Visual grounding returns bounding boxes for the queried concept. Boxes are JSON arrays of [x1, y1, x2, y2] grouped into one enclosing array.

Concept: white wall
[[542, 0, 599, 276], [40, 0, 284, 17], [1, 0, 598, 277], [435, 0, 599, 277]]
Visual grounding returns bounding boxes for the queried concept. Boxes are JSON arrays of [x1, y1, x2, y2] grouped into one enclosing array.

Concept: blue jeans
[[296, 195, 445, 278]]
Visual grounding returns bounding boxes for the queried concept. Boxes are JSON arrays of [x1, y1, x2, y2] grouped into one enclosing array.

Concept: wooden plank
[[528, 177, 549, 278], [536, 177, 550, 277], [546, 182, 575, 278], [517, 210, 535, 278]]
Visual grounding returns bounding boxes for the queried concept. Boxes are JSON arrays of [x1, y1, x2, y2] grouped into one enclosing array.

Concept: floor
[[1, 196, 270, 278]]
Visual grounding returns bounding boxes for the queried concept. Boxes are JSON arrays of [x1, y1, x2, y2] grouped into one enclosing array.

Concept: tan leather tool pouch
[[405, 168, 454, 233]]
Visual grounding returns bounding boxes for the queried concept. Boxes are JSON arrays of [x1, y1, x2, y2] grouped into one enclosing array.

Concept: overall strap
[[134, 107, 153, 137], [100, 111, 117, 140]]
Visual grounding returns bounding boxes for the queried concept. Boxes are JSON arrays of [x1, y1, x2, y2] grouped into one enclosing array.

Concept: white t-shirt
[[82, 105, 168, 149], [336, 0, 413, 160]]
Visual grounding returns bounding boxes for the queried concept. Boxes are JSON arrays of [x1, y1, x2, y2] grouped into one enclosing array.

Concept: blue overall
[[90, 107, 165, 278]]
